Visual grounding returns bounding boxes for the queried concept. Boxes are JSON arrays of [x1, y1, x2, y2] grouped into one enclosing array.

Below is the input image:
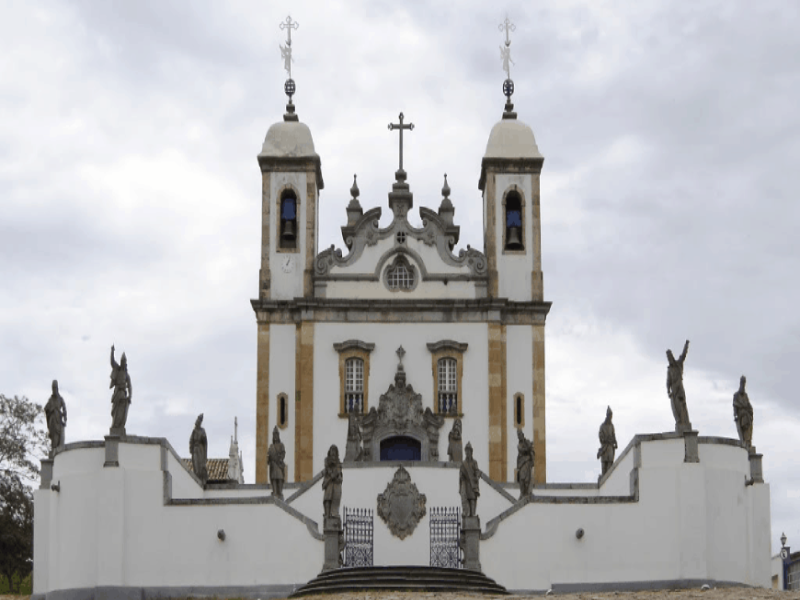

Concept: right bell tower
[[479, 17, 549, 483]]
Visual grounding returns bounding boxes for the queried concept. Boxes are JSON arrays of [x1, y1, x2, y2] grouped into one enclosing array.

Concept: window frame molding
[[384, 254, 419, 292], [277, 392, 289, 430], [513, 392, 525, 429], [427, 340, 468, 417], [276, 184, 301, 254], [334, 339, 375, 417], [501, 185, 527, 255]]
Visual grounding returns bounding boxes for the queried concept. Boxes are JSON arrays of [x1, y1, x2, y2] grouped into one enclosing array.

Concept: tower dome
[[483, 117, 543, 160], [259, 119, 319, 159]]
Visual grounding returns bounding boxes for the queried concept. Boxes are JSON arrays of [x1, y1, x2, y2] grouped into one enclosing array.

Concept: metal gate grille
[[429, 507, 461, 568], [343, 507, 373, 568]]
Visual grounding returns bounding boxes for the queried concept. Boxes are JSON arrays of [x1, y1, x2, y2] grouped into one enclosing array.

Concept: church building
[[252, 82, 549, 485]]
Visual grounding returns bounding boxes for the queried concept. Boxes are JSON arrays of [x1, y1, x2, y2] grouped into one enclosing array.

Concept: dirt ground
[[5, 588, 800, 600]]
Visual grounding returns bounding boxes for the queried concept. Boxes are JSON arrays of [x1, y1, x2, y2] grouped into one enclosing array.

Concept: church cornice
[[478, 156, 544, 191], [250, 297, 552, 325], [257, 155, 325, 190]]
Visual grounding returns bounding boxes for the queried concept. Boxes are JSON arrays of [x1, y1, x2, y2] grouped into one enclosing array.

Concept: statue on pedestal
[[109, 345, 132, 435], [459, 442, 480, 517], [597, 406, 617, 477], [515, 429, 535, 498], [45, 380, 67, 456], [189, 414, 208, 485], [733, 375, 754, 449], [447, 418, 463, 462], [322, 444, 343, 519], [268, 426, 287, 499], [666, 340, 692, 433]]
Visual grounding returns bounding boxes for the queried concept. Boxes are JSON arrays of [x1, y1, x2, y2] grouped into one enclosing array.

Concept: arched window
[[504, 191, 524, 251], [344, 357, 364, 414], [386, 255, 416, 291], [279, 190, 297, 250], [514, 393, 525, 428], [437, 357, 458, 414]]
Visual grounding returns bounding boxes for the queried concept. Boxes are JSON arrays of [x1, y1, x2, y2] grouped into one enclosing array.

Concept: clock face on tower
[[281, 256, 295, 273]]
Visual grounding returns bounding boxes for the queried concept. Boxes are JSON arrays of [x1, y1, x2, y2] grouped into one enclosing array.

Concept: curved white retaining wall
[[33, 433, 771, 598]]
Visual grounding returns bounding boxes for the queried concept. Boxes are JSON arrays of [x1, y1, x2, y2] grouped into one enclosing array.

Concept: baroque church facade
[[252, 92, 549, 485]]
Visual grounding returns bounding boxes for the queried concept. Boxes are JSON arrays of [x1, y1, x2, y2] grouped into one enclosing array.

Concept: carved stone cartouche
[[376, 466, 427, 539]]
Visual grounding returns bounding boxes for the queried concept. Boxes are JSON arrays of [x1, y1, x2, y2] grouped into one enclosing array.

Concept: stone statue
[[666, 340, 692, 433], [447, 418, 463, 462], [459, 442, 480, 517], [515, 429, 535, 498], [733, 375, 754, 449], [44, 380, 67, 456], [189, 414, 208, 485], [597, 406, 617, 477], [109, 345, 132, 435], [344, 413, 363, 462], [268, 426, 287, 499], [322, 444, 343, 519]]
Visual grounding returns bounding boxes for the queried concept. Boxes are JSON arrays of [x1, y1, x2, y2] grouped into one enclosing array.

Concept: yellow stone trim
[[295, 321, 315, 481], [277, 392, 289, 430], [484, 172, 498, 297], [513, 392, 525, 429], [488, 322, 508, 481], [275, 183, 302, 255], [337, 348, 371, 416], [255, 323, 270, 483], [305, 170, 316, 297], [429, 350, 465, 417], [532, 323, 546, 483], [259, 172, 271, 300]]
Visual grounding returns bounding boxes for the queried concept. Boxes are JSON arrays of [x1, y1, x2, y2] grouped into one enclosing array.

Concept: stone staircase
[[290, 565, 509, 596]]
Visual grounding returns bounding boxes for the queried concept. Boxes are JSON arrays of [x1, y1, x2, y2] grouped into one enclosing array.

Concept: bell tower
[[253, 16, 324, 483], [479, 18, 549, 484]]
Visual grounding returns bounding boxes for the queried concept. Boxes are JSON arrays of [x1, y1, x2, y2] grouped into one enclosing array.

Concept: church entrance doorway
[[380, 436, 421, 461]]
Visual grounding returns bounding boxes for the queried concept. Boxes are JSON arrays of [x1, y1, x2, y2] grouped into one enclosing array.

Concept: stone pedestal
[[683, 430, 699, 463], [461, 515, 482, 572], [104, 435, 120, 467], [40, 458, 53, 490], [322, 516, 343, 572], [748, 449, 764, 485]]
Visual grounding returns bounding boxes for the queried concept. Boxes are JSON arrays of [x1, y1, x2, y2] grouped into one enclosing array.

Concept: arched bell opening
[[504, 190, 524, 251], [380, 436, 422, 461], [279, 189, 297, 250]]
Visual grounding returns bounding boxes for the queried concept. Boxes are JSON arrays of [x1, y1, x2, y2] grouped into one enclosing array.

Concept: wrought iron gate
[[429, 507, 461, 568], [343, 507, 373, 568]]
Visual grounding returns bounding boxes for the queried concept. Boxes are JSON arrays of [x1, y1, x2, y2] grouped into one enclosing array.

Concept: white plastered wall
[[505, 325, 533, 482], [312, 322, 490, 474], [493, 172, 534, 302], [269, 171, 308, 300], [269, 323, 296, 480]]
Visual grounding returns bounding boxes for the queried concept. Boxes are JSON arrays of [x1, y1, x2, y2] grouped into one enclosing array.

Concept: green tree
[[0, 394, 47, 593]]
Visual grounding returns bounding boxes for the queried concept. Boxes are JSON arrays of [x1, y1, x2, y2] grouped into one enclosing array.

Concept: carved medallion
[[377, 466, 427, 540]]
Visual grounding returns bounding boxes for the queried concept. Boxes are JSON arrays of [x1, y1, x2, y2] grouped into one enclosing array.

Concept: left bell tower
[[253, 16, 324, 483], [256, 97, 324, 301]]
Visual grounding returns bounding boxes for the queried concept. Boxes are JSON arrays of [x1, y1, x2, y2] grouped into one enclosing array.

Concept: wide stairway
[[290, 565, 509, 596]]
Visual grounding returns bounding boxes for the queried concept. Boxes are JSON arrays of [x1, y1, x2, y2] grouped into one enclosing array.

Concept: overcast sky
[[2, 1, 798, 555]]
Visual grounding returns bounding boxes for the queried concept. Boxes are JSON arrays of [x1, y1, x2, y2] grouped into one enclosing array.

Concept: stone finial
[[438, 173, 455, 225], [346, 174, 363, 225]]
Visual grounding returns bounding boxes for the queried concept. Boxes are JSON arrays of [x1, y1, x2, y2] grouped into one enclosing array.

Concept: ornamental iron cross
[[279, 16, 299, 78], [498, 16, 516, 80], [388, 113, 414, 171]]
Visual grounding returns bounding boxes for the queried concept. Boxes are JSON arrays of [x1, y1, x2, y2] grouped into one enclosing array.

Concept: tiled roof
[[182, 458, 231, 482]]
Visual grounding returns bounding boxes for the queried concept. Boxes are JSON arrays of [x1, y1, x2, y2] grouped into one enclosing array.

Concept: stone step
[[290, 566, 509, 597]]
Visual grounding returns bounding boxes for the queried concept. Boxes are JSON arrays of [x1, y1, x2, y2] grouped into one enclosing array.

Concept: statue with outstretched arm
[[109, 344, 132, 434], [666, 340, 692, 433]]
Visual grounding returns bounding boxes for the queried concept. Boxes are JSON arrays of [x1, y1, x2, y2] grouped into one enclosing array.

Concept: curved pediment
[[315, 206, 487, 280]]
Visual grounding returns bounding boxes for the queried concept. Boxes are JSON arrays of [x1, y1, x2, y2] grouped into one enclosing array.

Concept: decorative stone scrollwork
[[377, 466, 427, 540]]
